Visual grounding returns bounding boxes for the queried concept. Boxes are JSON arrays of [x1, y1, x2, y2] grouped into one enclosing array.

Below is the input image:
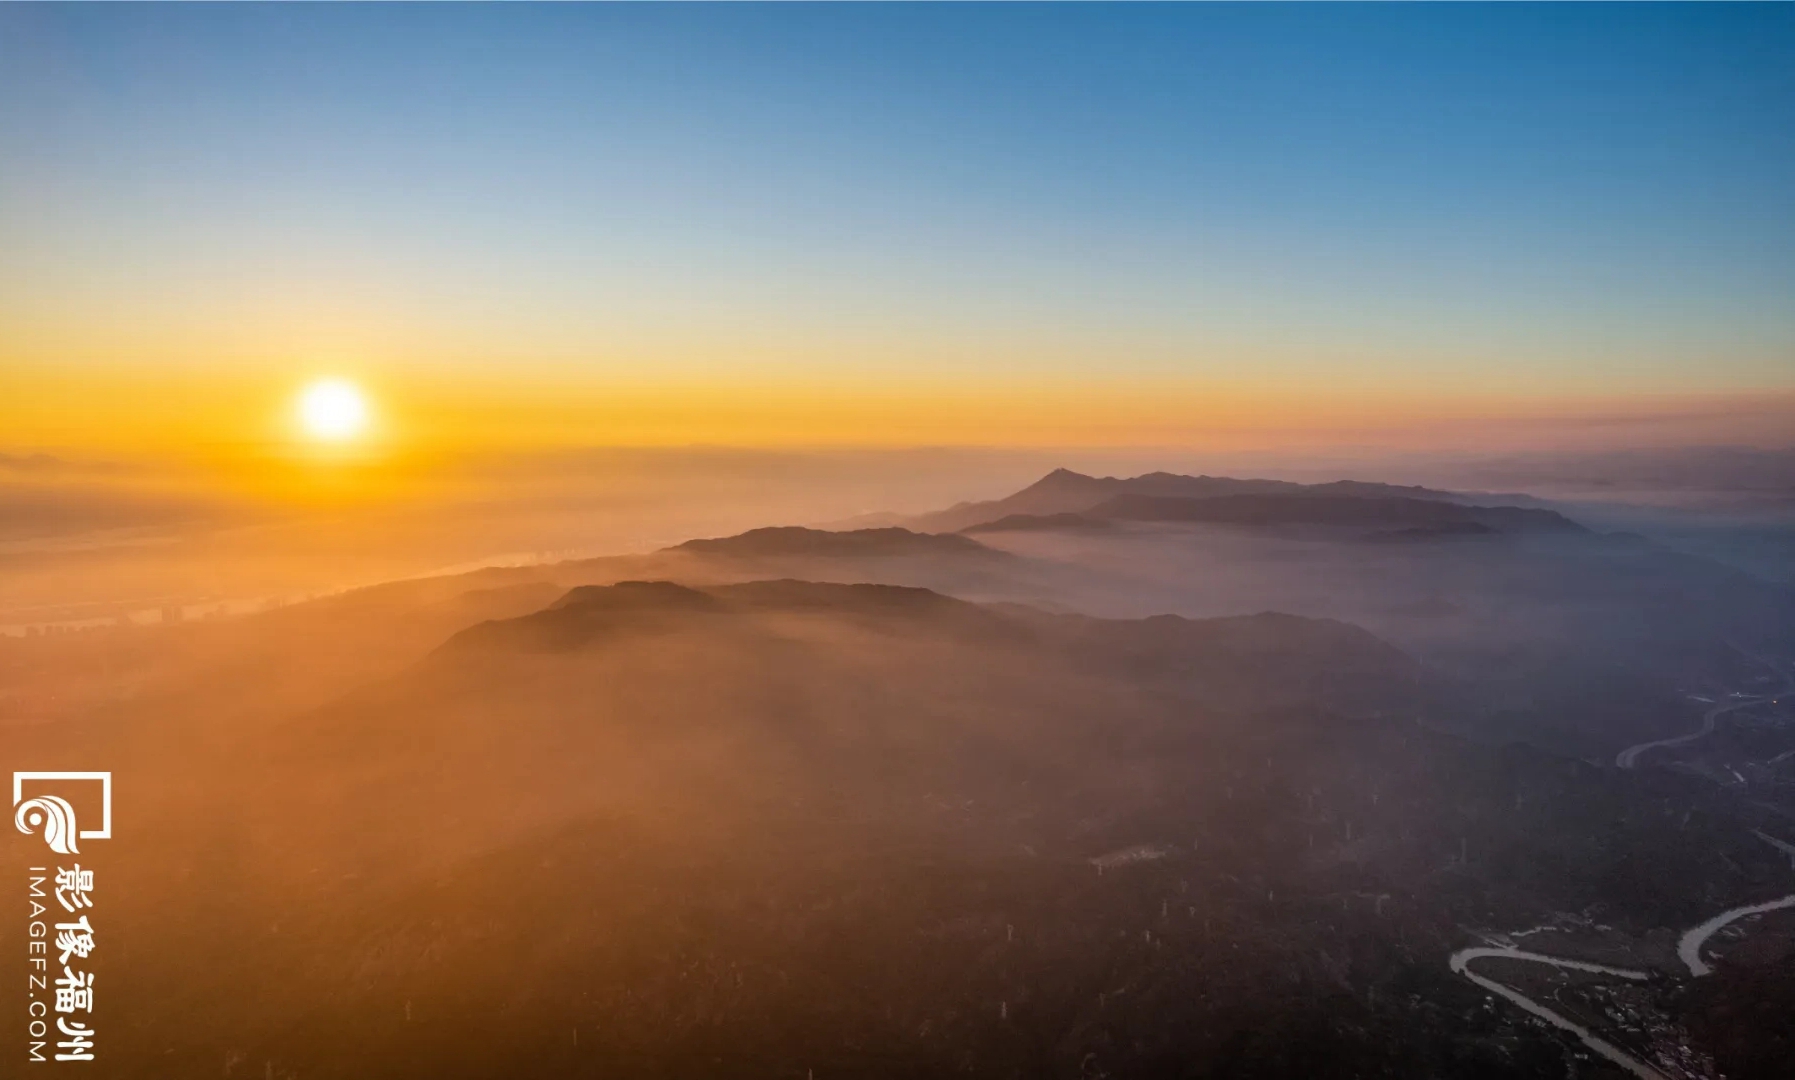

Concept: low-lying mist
[[8, 443, 1792, 632], [5, 454, 1795, 1078]]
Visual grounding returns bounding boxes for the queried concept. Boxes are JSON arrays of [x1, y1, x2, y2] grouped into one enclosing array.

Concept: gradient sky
[[3, 4, 1793, 453]]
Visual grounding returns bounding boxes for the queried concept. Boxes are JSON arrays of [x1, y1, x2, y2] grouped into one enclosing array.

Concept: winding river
[[1676, 893, 1795, 977], [1447, 947, 1667, 1080], [1615, 695, 1764, 770], [1451, 835, 1795, 1076], [1469, 659, 1795, 1073], [1615, 651, 1794, 771]]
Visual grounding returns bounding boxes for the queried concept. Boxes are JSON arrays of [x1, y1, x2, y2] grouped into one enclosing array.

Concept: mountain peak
[[1018, 468, 1106, 494], [547, 579, 719, 612]]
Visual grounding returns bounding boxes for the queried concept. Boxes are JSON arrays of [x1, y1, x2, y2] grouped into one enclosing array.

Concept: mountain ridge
[[443, 578, 1412, 677], [900, 468, 1533, 533], [960, 491, 1583, 535], [675, 525, 1001, 558]]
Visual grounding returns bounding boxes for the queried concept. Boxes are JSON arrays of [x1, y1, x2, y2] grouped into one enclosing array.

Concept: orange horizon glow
[[5, 358, 1792, 459], [5, 4, 1792, 493]]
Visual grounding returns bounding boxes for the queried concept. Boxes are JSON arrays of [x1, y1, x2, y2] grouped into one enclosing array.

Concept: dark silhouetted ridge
[[1089, 493, 1583, 533], [709, 578, 976, 615], [905, 468, 1481, 532], [439, 578, 1418, 704], [449, 580, 723, 651], [673, 526, 997, 558], [444, 578, 993, 653], [547, 579, 723, 612]]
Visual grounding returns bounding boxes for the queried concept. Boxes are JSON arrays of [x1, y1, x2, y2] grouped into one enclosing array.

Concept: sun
[[297, 378, 370, 441]]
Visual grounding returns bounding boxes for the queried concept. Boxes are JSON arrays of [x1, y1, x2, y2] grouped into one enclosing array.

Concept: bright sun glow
[[298, 378, 370, 441]]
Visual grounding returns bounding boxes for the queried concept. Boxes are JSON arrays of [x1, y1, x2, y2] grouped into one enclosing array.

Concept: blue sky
[[2, 4, 1792, 448]]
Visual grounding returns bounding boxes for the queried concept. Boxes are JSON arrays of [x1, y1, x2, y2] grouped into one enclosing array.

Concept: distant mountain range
[[964, 491, 1583, 536], [898, 468, 1548, 534]]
